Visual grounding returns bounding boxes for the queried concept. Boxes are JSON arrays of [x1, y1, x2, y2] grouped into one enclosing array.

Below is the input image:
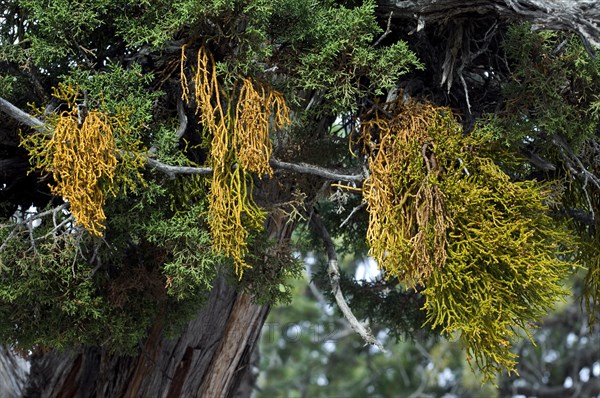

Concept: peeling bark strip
[[18, 276, 266, 398], [200, 294, 269, 397]]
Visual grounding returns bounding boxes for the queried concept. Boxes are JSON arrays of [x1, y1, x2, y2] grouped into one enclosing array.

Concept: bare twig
[[309, 210, 387, 352], [339, 201, 366, 228], [459, 73, 472, 114], [0, 227, 19, 253], [89, 239, 103, 267], [72, 241, 80, 278], [373, 12, 394, 47], [270, 159, 365, 182], [552, 135, 600, 221], [33, 215, 75, 242], [25, 202, 69, 223], [0, 203, 75, 256], [25, 219, 37, 254]]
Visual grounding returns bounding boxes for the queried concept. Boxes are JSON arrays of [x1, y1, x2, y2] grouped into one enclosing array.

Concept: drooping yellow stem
[[180, 46, 290, 277]]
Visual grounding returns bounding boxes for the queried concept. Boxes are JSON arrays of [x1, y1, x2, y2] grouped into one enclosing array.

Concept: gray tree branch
[[0, 97, 50, 134], [270, 159, 364, 182], [0, 96, 365, 183], [145, 158, 212, 178], [379, 0, 600, 54]]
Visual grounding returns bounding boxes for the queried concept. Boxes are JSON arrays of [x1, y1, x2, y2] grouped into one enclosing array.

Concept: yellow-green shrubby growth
[[427, 157, 573, 379], [480, 23, 600, 325], [361, 100, 574, 381]]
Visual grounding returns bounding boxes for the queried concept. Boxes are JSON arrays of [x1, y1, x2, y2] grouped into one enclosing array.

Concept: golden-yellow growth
[[180, 45, 290, 277], [22, 84, 145, 236], [361, 100, 456, 286], [360, 98, 573, 380], [235, 78, 289, 176], [23, 85, 117, 235], [51, 109, 116, 235]]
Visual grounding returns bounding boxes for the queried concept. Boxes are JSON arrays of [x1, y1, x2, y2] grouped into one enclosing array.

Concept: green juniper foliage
[[479, 23, 600, 326], [499, 25, 600, 149], [0, 185, 219, 353]]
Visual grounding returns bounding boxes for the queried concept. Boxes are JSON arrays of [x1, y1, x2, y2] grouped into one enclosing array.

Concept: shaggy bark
[[379, 0, 600, 53]]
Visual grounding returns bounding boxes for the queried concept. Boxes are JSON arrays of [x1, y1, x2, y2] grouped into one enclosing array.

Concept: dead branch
[[308, 209, 387, 352], [0, 203, 75, 255], [373, 11, 394, 47], [145, 158, 212, 178], [0, 96, 50, 134], [270, 159, 364, 182], [339, 201, 367, 228]]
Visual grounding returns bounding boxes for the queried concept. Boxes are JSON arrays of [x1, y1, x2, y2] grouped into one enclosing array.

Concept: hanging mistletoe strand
[[361, 101, 452, 286], [180, 45, 290, 277]]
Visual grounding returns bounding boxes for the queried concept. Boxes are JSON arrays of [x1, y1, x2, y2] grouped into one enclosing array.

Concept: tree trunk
[[15, 275, 268, 398]]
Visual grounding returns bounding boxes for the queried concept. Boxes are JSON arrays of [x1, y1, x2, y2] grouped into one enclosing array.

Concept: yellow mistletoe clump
[[234, 78, 289, 176], [361, 98, 573, 380], [361, 100, 456, 287], [22, 84, 130, 236], [180, 45, 290, 277], [51, 107, 116, 235]]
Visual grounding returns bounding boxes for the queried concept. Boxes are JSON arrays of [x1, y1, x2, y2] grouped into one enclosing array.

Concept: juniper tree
[[0, 0, 599, 397]]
